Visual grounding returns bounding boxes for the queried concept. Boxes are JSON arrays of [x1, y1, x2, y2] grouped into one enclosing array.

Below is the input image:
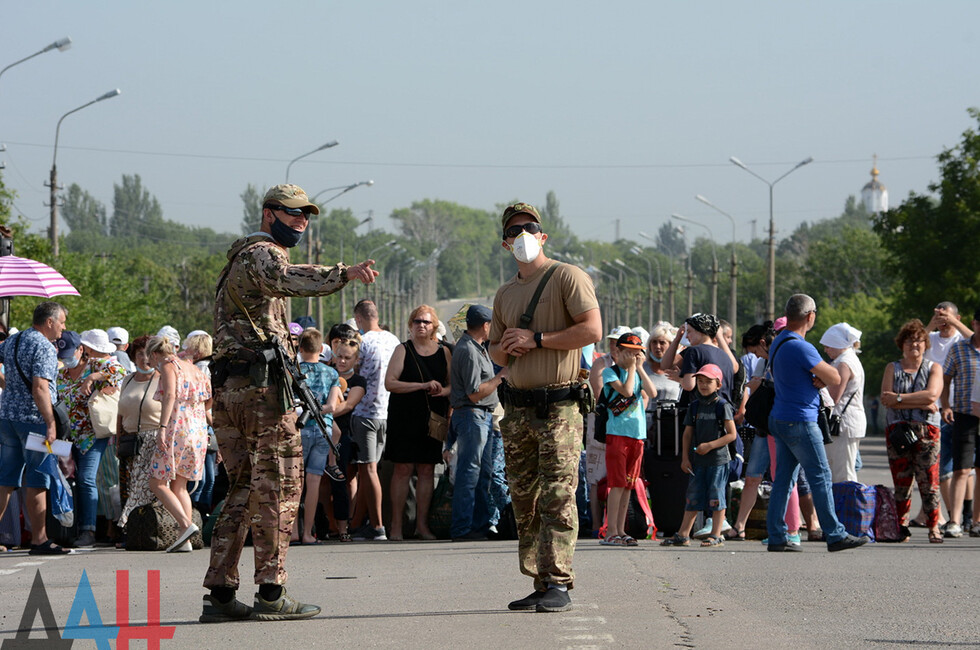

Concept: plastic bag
[[36, 451, 74, 527]]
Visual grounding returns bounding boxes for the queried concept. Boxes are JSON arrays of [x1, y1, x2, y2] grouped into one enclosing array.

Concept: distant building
[[861, 154, 888, 214]]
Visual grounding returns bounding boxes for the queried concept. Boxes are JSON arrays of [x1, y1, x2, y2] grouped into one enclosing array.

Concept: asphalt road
[[1, 435, 978, 649]]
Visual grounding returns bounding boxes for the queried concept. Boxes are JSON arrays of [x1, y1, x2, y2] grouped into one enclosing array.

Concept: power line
[[1, 140, 937, 170]]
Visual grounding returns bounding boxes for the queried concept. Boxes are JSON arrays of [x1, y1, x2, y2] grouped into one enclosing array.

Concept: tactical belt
[[499, 381, 589, 419]]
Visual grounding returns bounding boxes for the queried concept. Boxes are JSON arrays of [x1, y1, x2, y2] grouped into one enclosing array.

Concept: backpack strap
[[518, 262, 560, 330]]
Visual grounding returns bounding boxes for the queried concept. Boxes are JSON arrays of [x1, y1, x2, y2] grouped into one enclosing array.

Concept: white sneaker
[[171, 540, 193, 553], [692, 518, 732, 540], [944, 522, 963, 538]]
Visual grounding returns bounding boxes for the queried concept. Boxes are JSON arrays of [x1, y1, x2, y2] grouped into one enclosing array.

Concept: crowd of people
[[0, 192, 978, 622]]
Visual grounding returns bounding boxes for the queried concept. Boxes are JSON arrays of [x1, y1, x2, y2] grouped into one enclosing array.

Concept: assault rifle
[[270, 335, 345, 482]]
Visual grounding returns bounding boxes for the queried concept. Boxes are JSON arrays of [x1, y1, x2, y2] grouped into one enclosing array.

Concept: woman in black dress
[[384, 305, 452, 540]]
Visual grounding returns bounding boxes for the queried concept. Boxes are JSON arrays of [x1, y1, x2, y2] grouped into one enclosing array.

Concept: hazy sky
[[2, 1, 978, 246]]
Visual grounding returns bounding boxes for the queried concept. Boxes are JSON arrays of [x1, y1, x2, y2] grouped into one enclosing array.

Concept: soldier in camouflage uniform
[[201, 184, 378, 623], [489, 203, 602, 613]]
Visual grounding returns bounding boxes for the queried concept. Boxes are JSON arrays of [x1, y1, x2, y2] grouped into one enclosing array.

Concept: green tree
[[110, 174, 164, 239], [240, 183, 263, 235], [874, 108, 980, 319], [656, 221, 686, 258]]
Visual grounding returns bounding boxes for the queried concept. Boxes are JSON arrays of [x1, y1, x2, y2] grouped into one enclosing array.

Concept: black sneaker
[[827, 534, 870, 552], [508, 591, 545, 611], [199, 595, 252, 623], [535, 588, 572, 613], [767, 542, 803, 552]]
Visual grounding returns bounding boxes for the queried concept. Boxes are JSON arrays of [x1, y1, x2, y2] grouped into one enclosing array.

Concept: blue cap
[[466, 304, 493, 328], [57, 330, 81, 360]]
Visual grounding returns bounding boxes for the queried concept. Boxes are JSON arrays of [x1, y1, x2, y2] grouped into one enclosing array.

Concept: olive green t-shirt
[[490, 261, 599, 390]]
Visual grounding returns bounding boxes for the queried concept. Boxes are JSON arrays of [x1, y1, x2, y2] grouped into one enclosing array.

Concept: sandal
[[928, 530, 944, 544], [339, 532, 352, 542], [807, 529, 825, 542], [622, 535, 639, 547], [325, 464, 345, 482], [29, 540, 70, 555], [723, 527, 745, 541], [660, 534, 690, 547], [700, 535, 724, 548], [600, 535, 625, 546]]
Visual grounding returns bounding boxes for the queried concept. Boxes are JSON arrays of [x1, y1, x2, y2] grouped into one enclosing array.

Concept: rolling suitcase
[[645, 400, 688, 536]]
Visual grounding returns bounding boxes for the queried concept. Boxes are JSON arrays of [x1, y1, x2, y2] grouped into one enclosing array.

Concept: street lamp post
[[285, 140, 339, 182], [48, 89, 121, 257], [339, 215, 373, 323], [614, 258, 645, 325], [730, 156, 813, 320], [695, 194, 740, 335], [0, 37, 71, 86], [672, 214, 718, 318], [630, 245, 662, 323], [306, 181, 374, 318], [638, 230, 677, 323]]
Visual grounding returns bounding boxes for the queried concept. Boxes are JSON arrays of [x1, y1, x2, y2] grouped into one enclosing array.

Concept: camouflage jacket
[[214, 234, 349, 360]]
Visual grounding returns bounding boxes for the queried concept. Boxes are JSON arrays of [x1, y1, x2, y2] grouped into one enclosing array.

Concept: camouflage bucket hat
[[263, 184, 320, 215], [500, 202, 541, 228]]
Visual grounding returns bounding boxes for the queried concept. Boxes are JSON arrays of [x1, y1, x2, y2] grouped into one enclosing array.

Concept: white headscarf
[[820, 322, 862, 350]]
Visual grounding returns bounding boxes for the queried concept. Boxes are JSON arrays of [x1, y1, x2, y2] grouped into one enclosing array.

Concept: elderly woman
[[146, 335, 212, 552], [820, 323, 867, 483], [643, 321, 683, 409], [117, 335, 162, 531], [182, 331, 217, 513], [880, 319, 944, 543], [59, 329, 127, 547], [383, 305, 451, 541]]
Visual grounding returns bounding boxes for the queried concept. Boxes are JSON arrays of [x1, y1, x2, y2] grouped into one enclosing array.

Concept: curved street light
[[311, 180, 374, 204], [638, 230, 677, 323], [49, 88, 121, 257], [730, 155, 813, 320], [695, 194, 740, 334], [285, 140, 339, 182], [0, 37, 72, 86]]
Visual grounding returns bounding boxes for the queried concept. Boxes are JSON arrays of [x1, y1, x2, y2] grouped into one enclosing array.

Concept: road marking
[[14, 561, 44, 567], [565, 616, 606, 624], [560, 634, 615, 642], [0, 568, 22, 575]]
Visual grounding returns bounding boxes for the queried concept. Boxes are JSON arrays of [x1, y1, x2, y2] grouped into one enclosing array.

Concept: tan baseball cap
[[263, 184, 320, 215], [500, 202, 541, 228]]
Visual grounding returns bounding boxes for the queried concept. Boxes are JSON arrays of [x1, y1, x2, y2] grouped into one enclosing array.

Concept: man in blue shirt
[[0, 301, 70, 555], [767, 294, 868, 553]]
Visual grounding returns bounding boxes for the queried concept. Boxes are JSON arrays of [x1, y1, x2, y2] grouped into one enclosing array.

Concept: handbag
[[89, 389, 120, 439], [829, 391, 857, 437], [405, 341, 450, 442], [125, 501, 204, 551], [118, 374, 155, 460], [12, 333, 70, 439], [889, 421, 924, 455], [743, 337, 790, 435], [817, 405, 834, 445]]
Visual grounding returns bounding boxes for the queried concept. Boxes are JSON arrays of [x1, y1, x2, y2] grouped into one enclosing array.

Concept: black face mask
[[270, 215, 304, 248]]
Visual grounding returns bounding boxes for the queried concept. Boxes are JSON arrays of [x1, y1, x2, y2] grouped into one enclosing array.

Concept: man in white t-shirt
[[349, 299, 401, 541], [925, 301, 973, 529]]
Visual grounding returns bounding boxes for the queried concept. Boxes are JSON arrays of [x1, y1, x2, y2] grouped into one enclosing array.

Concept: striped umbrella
[[0, 256, 80, 298]]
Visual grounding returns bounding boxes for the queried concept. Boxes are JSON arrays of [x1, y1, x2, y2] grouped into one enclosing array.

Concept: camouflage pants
[[500, 400, 580, 591], [203, 378, 303, 589]]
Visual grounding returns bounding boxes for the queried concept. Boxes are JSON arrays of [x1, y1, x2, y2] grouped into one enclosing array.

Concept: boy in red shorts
[[600, 332, 656, 546]]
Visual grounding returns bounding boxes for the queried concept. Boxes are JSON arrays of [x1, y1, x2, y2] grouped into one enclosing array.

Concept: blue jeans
[[767, 417, 847, 546], [0, 419, 50, 489], [74, 437, 108, 532], [488, 427, 510, 526], [190, 451, 217, 507], [450, 408, 494, 537]]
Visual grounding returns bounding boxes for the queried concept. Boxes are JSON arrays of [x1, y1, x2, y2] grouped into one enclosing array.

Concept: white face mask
[[510, 231, 541, 264]]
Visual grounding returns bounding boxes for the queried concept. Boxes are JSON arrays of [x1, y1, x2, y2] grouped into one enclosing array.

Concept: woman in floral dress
[[145, 335, 212, 552], [59, 329, 127, 548]]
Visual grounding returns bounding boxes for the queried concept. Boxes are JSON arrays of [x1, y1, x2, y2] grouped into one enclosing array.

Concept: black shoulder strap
[[765, 335, 791, 380], [519, 262, 560, 330]]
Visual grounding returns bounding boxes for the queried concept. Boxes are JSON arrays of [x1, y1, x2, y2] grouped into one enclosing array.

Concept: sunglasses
[[503, 222, 542, 240], [268, 204, 310, 218], [413, 319, 433, 325]]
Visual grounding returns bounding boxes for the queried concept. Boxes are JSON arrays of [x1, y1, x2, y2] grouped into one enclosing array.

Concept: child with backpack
[[661, 363, 737, 548], [600, 332, 656, 547]]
